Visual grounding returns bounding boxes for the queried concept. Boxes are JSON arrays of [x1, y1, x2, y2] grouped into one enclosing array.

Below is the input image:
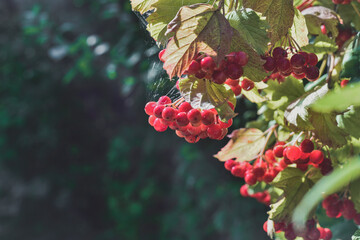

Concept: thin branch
[[351, 1, 360, 18]]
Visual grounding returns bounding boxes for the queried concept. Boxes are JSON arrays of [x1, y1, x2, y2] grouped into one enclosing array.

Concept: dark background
[[0, 0, 290, 239]]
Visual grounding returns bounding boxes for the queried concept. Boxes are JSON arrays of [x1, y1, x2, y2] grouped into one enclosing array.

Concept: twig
[[326, 53, 335, 88], [318, 55, 327, 78], [259, 125, 278, 157], [234, 0, 239, 10]]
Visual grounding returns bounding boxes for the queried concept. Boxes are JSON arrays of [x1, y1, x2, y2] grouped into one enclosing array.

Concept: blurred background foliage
[[0, 0, 270, 239]]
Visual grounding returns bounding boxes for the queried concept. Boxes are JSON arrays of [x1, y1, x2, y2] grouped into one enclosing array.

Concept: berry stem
[[326, 53, 335, 88], [290, 36, 302, 52], [259, 125, 278, 157], [290, 131, 304, 146], [351, 2, 360, 19], [318, 56, 327, 78]]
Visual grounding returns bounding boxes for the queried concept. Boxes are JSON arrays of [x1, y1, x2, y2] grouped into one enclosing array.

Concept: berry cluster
[[263, 219, 332, 240], [263, 72, 285, 83], [223, 138, 332, 186], [240, 184, 271, 205], [262, 47, 320, 81], [145, 96, 234, 143], [322, 194, 360, 225], [159, 49, 249, 85]]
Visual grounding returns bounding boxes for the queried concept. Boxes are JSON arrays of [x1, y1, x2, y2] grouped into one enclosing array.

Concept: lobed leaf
[[302, 6, 340, 37], [243, 0, 295, 43], [302, 35, 338, 60], [337, 106, 360, 139], [162, 4, 233, 79], [214, 128, 266, 162], [130, 0, 157, 14], [290, 9, 309, 47]]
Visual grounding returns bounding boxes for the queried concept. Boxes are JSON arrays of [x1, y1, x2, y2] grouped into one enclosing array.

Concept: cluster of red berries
[[223, 138, 332, 186], [262, 47, 320, 81], [332, 0, 360, 4], [263, 219, 332, 240], [340, 79, 349, 88], [322, 194, 360, 225], [224, 78, 255, 96], [240, 184, 271, 205], [145, 96, 234, 143], [159, 49, 249, 85]]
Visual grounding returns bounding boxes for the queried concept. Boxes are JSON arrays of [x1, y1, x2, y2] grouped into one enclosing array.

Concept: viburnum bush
[[131, 0, 360, 239]]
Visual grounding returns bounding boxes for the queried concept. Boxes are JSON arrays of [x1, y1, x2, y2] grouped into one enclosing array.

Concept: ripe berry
[[272, 47, 287, 59], [144, 101, 157, 115], [212, 70, 227, 84], [241, 78, 255, 91], [265, 149, 276, 163], [207, 124, 222, 139], [154, 118, 168, 132], [201, 110, 215, 125], [195, 70, 206, 79], [340, 79, 349, 88], [176, 112, 190, 126], [187, 60, 201, 74], [299, 52, 309, 65], [219, 118, 233, 128], [231, 164, 246, 177], [285, 146, 302, 162], [224, 159, 238, 171], [240, 184, 249, 197], [310, 150, 324, 164], [253, 160, 266, 178], [244, 172, 257, 185], [225, 78, 240, 86], [200, 56, 216, 73], [187, 109, 202, 125], [273, 145, 284, 158], [237, 51, 249, 66], [185, 135, 199, 143], [153, 105, 165, 118], [307, 53, 318, 66], [162, 107, 177, 121], [148, 115, 156, 126], [178, 102, 192, 112], [158, 96, 172, 105], [231, 85, 242, 96], [224, 64, 243, 79], [263, 221, 268, 233], [354, 213, 360, 225], [290, 54, 306, 68], [341, 199, 357, 220], [263, 56, 276, 72], [300, 139, 314, 153], [158, 49, 166, 62], [321, 24, 327, 35], [305, 66, 319, 81], [291, 72, 306, 79], [277, 58, 291, 72]]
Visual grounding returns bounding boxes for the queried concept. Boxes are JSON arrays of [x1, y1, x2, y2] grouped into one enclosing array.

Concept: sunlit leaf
[[290, 9, 308, 47]]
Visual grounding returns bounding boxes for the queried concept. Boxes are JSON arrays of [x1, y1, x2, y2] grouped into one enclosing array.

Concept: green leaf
[[179, 76, 236, 121], [338, 2, 360, 31], [162, 4, 233, 79], [292, 158, 360, 228], [241, 82, 268, 103], [301, 34, 338, 60], [264, 77, 305, 111], [226, 9, 269, 53], [353, 230, 360, 240], [337, 106, 360, 139], [130, 0, 156, 14], [229, 31, 267, 81], [311, 82, 360, 112], [214, 128, 266, 162], [243, 0, 295, 43], [145, 0, 209, 44], [290, 9, 309, 47], [302, 6, 340, 37], [268, 167, 314, 222]]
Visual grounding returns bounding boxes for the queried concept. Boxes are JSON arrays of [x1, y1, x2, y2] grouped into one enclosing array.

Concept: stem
[[351, 2, 360, 18], [234, 0, 239, 10], [291, 36, 302, 52], [259, 125, 278, 157], [289, 131, 304, 146], [228, 0, 234, 12], [318, 55, 328, 78], [326, 53, 335, 88]]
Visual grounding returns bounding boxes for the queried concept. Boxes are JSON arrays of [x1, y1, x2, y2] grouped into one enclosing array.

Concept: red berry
[[265, 149, 276, 163], [207, 124, 222, 139], [341, 199, 357, 220], [244, 172, 257, 185], [224, 64, 243, 79], [323, 228, 332, 240], [224, 159, 238, 171], [305, 66, 319, 81], [231, 164, 246, 177], [212, 70, 227, 84], [178, 102, 192, 112], [299, 52, 309, 65], [219, 118, 233, 129], [241, 78, 255, 91], [310, 150, 324, 164], [285, 146, 302, 162], [237, 51, 249, 66], [162, 107, 177, 121], [240, 184, 249, 197], [340, 79, 349, 88], [187, 109, 202, 125], [153, 118, 168, 132], [272, 47, 287, 59], [308, 53, 318, 66], [187, 60, 201, 74], [263, 56, 276, 72], [297, 163, 308, 171], [321, 24, 327, 35], [290, 54, 306, 68], [158, 49, 166, 62], [176, 112, 190, 126], [277, 58, 291, 72], [354, 213, 360, 225], [148, 115, 156, 126], [201, 110, 215, 125], [185, 135, 199, 143], [291, 72, 306, 79], [263, 221, 268, 233], [300, 139, 314, 153], [144, 101, 157, 115], [225, 78, 240, 86], [153, 105, 165, 118], [200, 56, 216, 73], [231, 85, 242, 96], [273, 145, 284, 158], [195, 70, 206, 79], [253, 161, 266, 178], [158, 96, 172, 105]]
